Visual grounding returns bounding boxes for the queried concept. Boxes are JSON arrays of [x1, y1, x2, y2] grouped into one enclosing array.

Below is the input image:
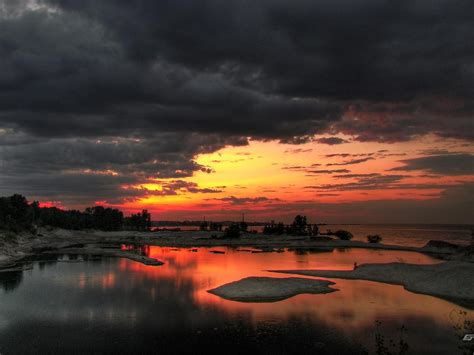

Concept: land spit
[[270, 261, 474, 309]]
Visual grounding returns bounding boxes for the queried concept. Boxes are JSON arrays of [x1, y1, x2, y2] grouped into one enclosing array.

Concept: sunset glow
[[112, 136, 474, 223]]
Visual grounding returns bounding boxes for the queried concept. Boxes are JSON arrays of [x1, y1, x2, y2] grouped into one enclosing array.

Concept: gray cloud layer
[[390, 154, 474, 175], [0, 1, 473, 206]]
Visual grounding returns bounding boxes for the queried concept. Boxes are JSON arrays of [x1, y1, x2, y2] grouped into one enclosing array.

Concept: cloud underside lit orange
[[101, 134, 474, 223]]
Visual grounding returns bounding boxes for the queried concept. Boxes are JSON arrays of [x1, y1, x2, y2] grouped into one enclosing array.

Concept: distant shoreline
[[1, 228, 472, 270]]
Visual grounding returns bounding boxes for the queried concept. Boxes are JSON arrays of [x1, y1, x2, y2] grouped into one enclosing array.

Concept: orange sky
[[106, 134, 474, 223]]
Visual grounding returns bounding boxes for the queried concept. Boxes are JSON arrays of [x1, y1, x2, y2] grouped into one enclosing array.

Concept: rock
[[208, 276, 337, 302], [423, 240, 460, 250]]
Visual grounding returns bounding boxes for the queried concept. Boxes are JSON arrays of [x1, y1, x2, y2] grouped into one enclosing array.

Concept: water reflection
[[0, 271, 23, 292], [0, 247, 472, 354]]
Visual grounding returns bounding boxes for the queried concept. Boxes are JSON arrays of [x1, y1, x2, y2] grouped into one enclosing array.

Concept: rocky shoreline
[[1, 228, 473, 272]]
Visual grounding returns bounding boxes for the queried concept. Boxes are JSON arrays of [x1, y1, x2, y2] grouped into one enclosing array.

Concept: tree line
[[263, 215, 319, 236], [0, 194, 358, 241], [0, 194, 151, 233]]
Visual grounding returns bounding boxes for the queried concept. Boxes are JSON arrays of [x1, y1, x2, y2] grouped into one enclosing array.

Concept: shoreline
[[1, 228, 473, 308], [269, 261, 474, 309], [1, 227, 472, 270], [0, 228, 474, 272]]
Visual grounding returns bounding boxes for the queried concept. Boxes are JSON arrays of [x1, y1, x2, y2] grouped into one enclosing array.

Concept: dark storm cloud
[[390, 154, 474, 175], [332, 98, 474, 143], [0, 134, 232, 177], [1, 0, 472, 139], [0, 134, 226, 204], [0, 8, 340, 140], [40, 0, 474, 100], [0, 0, 473, 205], [0, 170, 222, 206]]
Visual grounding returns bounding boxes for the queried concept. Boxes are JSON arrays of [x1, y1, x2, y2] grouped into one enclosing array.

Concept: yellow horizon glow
[[115, 134, 474, 220]]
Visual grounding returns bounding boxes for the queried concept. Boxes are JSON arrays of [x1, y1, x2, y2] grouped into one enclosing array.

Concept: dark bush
[[224, 224, 241, 238], [333, 230, 354, 240], [367, 234, 382, 243]]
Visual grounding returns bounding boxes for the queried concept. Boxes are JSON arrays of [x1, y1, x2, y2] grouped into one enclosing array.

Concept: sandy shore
[[270, 261, 474, 309], [208, 276, 337, 302]]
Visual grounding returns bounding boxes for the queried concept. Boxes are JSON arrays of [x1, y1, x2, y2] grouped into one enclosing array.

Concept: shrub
[[333, 229, 354, 240], [367, 234, 382, 243], [224, 224, 241, 238]]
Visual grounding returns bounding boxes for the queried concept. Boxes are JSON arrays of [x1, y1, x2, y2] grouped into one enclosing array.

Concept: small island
[[208, 277, 337, 302]]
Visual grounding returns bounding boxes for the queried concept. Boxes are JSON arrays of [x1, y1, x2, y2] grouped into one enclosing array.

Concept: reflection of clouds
[[0, 247, 472, 354]]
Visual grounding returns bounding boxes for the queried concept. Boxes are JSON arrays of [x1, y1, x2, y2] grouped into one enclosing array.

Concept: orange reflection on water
[[113, 245, 472, 335]]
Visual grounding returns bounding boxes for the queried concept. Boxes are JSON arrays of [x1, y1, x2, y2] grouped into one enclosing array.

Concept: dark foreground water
[[0, 247, 472, 354]]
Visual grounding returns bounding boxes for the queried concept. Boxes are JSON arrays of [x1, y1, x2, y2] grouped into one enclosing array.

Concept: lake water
[[159, 224, 474, 247], [0, 247, 472, 354]]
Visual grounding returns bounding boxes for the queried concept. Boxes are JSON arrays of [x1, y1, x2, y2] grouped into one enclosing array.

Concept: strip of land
[[207, 276, 337, 302], [1, 228, 472, 271], [269, 261, 474, 309]]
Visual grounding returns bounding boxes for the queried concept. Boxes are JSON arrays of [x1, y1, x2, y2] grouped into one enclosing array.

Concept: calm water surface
[[156, 224, 474, 247], [0, 247, 472, 354]]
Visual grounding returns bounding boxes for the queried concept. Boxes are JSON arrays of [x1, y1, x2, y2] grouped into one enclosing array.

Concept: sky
[[0, 0, 473, 223]]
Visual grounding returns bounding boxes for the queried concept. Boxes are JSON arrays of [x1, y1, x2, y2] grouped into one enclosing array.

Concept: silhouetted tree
[[124, 210, 151, 231], [0, 194, 137, 233], [0, 194, 35, 233], [291, 215, 308, 235]]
